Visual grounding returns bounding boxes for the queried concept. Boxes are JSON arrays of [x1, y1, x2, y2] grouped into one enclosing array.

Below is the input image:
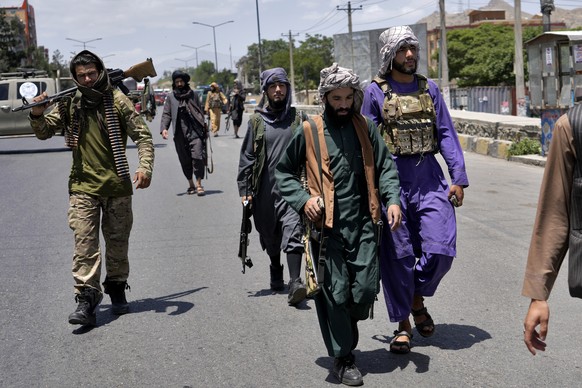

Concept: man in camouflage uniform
[[29, 50, 154, 327], [204, 82, 227, 137]]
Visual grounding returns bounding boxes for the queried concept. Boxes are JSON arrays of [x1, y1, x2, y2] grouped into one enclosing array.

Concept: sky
[[10, 0, 582, 81]]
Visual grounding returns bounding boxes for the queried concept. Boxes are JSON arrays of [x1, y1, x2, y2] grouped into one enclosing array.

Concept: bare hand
[[304, 196, 323, 222], [241, 195, 252, 204], [161, 129, 169, 140], [133, 172, 151, 189], [30, 92, 50, 116], [386, 204, 402, 231], [449, 185, 464, 207], [523, 299, 549, 355]]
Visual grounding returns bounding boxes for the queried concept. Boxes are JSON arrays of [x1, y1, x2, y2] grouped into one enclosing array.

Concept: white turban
[[318, 63, 363, 110], [378, 26, 420, 76]]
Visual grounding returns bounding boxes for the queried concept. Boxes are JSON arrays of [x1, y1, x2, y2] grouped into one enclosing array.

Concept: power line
[[337, 2, 363, 70]]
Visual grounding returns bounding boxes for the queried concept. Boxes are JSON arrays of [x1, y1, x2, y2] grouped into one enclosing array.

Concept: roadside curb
[[458, 134, 545, 167]]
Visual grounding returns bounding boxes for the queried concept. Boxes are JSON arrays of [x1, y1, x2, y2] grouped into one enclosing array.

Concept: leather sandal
[[187, 187, 196, 195], [411, 306, 435, 338], [196, 186, 205, 196], [390, 330, 412, 354]]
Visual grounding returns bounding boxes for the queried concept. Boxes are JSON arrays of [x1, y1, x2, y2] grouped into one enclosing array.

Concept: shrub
[[508, 137, 541, 157]]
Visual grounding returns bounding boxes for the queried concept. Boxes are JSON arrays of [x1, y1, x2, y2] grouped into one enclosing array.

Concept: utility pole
[[541, 0, 555, 32], [337, 1, 362, 70], [439, 0, 450, 107], [255, 0, 263, 77], [514, 0, 526, 116], [282, 30, 299, 103]]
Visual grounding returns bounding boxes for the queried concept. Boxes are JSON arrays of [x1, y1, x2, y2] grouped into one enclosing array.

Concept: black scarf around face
[[64, 68, 130, 180], [174, 88, 206, 138]]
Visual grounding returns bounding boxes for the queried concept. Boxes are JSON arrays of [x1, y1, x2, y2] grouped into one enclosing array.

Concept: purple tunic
[[362, 75, 469, 321]]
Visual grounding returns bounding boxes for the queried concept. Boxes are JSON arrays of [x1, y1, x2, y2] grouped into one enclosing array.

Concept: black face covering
[[325, 100, 354, 127]]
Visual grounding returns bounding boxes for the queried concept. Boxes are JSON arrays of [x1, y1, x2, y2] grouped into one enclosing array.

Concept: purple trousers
[[379, 155, 457, 322]]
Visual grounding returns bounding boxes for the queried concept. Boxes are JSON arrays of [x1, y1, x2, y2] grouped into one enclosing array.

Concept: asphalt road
[[0, 108, 580, 387]]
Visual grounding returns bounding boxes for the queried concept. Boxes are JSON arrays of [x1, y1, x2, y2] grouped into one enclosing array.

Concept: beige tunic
[[522, 114, 577, 300]]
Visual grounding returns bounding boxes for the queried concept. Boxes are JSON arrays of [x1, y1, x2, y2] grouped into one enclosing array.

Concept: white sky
[[5, 0, 580, 80]]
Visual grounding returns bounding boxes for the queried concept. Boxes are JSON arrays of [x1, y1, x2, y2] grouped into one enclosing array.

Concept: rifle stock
[[122, 58, 157, 82]]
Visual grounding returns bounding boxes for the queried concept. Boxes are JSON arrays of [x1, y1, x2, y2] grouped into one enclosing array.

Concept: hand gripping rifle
[[12, 58, 157, 112], [238, 176, 254, 273]]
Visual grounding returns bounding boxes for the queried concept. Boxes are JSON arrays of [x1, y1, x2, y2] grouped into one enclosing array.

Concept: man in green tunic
[[275, 63, 401, 386]]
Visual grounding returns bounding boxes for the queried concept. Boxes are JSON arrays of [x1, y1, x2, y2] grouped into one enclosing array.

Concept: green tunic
[[275, 112, 400, 357], [30, 89, 154, 197]]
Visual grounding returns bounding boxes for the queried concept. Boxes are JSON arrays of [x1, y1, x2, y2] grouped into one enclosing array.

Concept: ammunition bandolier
[[372, 74, 439, 156]]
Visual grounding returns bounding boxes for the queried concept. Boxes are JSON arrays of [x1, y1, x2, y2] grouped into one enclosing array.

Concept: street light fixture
[[192, 20, 234, 72], [175, 57, 193, 69], [65, 37, 102, 50], [181, 44, 210, 68]]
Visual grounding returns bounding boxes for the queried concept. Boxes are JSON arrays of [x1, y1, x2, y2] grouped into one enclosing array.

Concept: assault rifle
[[224, 111, 231, 133], [238, 177, 254, 274], [12, 58, 157, 112]]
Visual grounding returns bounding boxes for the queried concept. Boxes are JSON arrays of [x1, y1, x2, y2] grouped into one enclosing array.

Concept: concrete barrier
[[248, 104, 545, 165]]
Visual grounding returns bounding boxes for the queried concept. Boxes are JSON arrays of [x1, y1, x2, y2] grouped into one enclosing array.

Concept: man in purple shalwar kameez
[[361, 26, 469, 354]]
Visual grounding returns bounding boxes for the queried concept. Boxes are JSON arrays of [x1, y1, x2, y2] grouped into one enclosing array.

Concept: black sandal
[[187, 187, 196, 195], [411, 306, 435, 338], [389, 330, 412, 354]]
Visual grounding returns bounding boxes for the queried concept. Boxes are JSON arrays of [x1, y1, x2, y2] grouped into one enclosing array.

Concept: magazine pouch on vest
[[373, 75, 438, 156], [568, 104, 582, 298], [208, 92, 223, 109]]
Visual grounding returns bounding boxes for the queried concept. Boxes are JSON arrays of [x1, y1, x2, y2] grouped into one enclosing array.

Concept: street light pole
[[192, 20, 234, 72], [65, 37, 102, 50], [181, 44, 210, 68]]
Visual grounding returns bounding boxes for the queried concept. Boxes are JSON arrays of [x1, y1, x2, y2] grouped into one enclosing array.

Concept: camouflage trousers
[[68, 193, 133, 294]]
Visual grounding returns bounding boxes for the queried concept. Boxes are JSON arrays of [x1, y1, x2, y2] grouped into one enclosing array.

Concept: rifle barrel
[[11, 87, 78, 112]]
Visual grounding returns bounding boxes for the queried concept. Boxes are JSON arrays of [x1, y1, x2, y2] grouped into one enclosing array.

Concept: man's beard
[[325, 101, 354, 126], [392, 58, 417, 75], [267, 96, 286, 110]]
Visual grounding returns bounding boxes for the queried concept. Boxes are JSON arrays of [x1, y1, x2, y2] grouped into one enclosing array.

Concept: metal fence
[[450, 86, 514, 115]]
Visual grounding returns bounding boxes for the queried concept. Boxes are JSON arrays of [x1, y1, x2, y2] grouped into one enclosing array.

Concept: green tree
[[446, 24, 542, 87], [50, 49, 70, 77], [192, 60, 215, 86], [236, 34, 333, 94], [237, 39, 288, 92], [294, 34, 334, 91], [0, 10, 25, 71]]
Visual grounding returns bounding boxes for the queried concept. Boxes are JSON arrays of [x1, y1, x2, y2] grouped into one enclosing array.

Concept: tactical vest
[[208, 91, 223, 109], [372, 74, 439, 156], [249, 107, 305, 194]]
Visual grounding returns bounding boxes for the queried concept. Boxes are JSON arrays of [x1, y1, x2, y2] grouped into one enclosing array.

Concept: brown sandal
[[411, 306, 435, 338]]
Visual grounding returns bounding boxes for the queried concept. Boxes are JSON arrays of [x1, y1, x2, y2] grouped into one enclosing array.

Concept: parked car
[[154, 89, 167, 106], [0, 69, 73, 136]]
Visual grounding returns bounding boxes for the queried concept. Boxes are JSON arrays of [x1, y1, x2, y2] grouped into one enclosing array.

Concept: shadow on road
[[176, 189, 223, 197], [72, 287, 206, 334], [312, 323, 491, 377]]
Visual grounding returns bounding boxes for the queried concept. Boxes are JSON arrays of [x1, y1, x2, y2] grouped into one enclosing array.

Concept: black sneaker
[[333, 354, 363, 386], [287, 278, 307, 306]]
